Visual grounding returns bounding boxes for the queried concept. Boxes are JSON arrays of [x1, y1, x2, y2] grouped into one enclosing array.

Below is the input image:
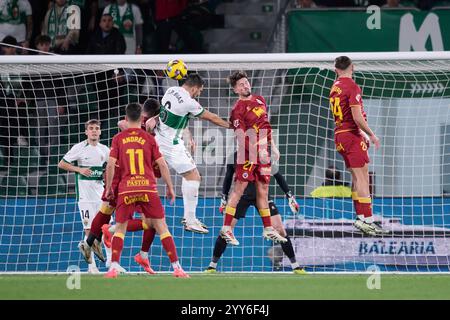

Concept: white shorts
[[78, 201, 102, 230], [156, 138, 197, 174]]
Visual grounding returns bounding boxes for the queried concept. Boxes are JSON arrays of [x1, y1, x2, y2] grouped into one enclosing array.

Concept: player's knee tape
[[351, 192, 359, 201], [358, 197, 372, 204], [160, 232, 172, 240], [100, 203, 114, 215], [225, 206, 236, 217], [259, 208, 271, 217], [114, 232, 125, 240]]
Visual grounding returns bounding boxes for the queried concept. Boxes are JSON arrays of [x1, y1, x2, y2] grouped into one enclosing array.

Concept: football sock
[[259, 208, 271, 228], [141, 228, 156, 253], [358, 197, 373, 222], [139, 250, 148, 259], [213, 235, 228, 262], [224, 206, 236, 226], [280, 235, 296, 262], [352, 192, 364, 221], [160, 232, 178, 263], [111, 233, 125, 263], [182, 178, 200, 224], [88, 211, 111, 243]]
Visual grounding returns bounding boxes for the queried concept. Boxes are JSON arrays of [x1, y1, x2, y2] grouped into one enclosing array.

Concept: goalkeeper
[[205, 151, 306, 274]]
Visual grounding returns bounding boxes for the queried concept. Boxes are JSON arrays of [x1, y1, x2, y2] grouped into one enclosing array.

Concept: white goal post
[[0, 51, 449, 273]]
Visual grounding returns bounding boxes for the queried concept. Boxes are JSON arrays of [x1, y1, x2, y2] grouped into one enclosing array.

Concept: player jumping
[[219, 71, 287, 245], [330, 56, 388, 236], [155, 73, 230, 234]]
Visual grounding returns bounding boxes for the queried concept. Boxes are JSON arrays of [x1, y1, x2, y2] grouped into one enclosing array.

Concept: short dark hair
[[85, 119, 101, 129], [228, 71, 248, 88], [181, 73, 205, 88], [35, 35, 51, 46], [143, 98, 160, 117], [2, 35, 17, 46], [126, 103, 142, 122], [334, 56, 352, 71]]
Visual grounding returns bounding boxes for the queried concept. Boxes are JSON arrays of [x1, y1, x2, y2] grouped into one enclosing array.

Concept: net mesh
[[0, 57, 449, 273]]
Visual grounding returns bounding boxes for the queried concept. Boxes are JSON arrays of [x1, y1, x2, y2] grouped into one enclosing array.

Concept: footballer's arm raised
[[199, 109, 230, 128]]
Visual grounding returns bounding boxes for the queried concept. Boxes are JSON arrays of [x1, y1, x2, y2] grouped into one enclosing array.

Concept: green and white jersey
[[62, 140, 110, 202], [156, 86, 204, 145]]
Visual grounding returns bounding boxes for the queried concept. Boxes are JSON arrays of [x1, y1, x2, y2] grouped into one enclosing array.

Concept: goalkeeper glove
[[286, 192, 300, 214], [219, 193, 227, 214]]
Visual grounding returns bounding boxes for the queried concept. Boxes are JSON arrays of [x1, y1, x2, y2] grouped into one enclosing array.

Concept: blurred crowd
[[0, 0, 445, 55], [293, 0, 444, 10], [0, 0, 221, 55]]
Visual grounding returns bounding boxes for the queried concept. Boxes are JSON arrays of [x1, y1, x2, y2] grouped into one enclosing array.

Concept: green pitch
[[0, 274, 449, 300]]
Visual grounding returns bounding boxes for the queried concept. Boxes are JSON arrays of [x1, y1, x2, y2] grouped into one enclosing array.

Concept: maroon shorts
[[101, 174, 120, 207], [115, 191, 164, 223], [235, 160, 271, 184], [335, 131, 370, 168]]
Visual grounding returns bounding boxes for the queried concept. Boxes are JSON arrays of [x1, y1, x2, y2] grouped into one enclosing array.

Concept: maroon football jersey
[[230, 95, 272, 164], [110, 128, 162, 194], [329, 77, 367, 135]]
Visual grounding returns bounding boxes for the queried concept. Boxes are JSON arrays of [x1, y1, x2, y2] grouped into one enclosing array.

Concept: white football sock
[[365, 216, 374, 224], [209, 262, 217, 269], [357, 215, 365, 221], [105, 244, 112, 265], [171, 261, 181, 270], [89, 251, 97, 268], [140, 250, 148, 259], [181, 178, 200, 224]]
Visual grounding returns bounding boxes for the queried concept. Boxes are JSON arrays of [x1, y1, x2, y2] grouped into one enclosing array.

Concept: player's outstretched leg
[[259, 207, 287, 243], [270, 212, 306, 274], [104, 221, 127, 278], [205, 235, 228, 273], [352, 166, 389, 236], [150, 218, 189, 278], [220, 206, 239, 246], [134, 221, 157, 275], [181, 173, 208, 234], [81, 204, 113, 263]]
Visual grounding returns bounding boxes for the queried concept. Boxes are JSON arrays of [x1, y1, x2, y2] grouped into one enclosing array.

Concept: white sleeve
[[21, 0, 32, 16], [186, 98, 204, 117], [103, 145, 110, 160], [132, 4, 143, 25], [62, 144, 81, 163]]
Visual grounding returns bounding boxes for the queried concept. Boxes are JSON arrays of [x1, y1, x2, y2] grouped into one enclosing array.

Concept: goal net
[[0, 53, 449, 273]]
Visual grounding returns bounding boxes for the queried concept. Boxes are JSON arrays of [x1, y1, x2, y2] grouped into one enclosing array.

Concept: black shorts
[[234, 197, 279, 220]]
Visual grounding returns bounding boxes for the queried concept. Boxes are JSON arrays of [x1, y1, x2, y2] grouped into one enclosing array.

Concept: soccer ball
[[165, 59, 188, 80]]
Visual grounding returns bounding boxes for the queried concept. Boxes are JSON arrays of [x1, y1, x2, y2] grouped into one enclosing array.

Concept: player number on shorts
[[330, 97, 343, 121], [126, 149, 145, 175], [81, 210, 89, 219], [361, 141, 368, 151], [243, 160, 254, 171]]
